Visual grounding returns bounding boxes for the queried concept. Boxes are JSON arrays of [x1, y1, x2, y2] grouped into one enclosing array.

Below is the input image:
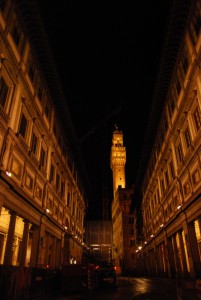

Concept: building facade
[[85, 220, 113, 263], [110, 126, 136, 274], [135, 0, 201, 279], [0, 0, 88, 268]]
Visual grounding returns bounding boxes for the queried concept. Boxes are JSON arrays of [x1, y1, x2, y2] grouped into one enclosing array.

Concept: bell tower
[[110, 125, 126, 197]]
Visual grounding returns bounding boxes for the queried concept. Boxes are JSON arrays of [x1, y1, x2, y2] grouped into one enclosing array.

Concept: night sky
[[36, 0, 173, 219]]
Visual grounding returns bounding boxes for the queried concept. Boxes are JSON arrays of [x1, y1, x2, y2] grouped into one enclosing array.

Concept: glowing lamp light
[[6, 171, 12, 177]]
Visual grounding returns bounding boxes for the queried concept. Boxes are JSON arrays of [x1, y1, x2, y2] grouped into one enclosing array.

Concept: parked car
[[95, 261, 118, 288]]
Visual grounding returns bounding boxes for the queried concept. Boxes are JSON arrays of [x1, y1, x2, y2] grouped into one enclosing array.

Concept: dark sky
[[37, 0, 173, 219]]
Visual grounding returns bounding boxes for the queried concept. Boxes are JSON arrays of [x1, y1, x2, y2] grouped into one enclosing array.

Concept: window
[[165, 170, 169, 186], [36, 79, 43, 102], [67, 190, 71, 207], [18, 113, 28, 138], [176, 142, 184, 164], [184, 127, 192, 149], [175, 73, 181, 96], [169, 161, 175, 179], [27, 53, 36, 83], [30, 132, 38, 155], [61, 181, 65, 197], [11, 21, 24, 53], [0, 77, 9, 108], [56, 173, 60, 191], [168, 93, 176, 117], [160, 178, 165, 194], [39, 146, 46, 169], [49, 163, 55, 182], [44, 101, 50, 119], [180, 46, 189, 77], [193, 106, 201, 131]]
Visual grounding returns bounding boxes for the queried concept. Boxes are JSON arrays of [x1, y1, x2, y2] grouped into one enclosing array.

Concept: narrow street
[[40, 276, 198, 300]]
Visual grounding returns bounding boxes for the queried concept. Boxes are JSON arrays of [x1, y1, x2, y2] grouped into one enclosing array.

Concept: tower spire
[[110, 127, 126, 198]]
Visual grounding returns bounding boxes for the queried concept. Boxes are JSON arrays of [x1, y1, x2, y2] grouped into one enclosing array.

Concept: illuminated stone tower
[[110, 125, 126, 197]]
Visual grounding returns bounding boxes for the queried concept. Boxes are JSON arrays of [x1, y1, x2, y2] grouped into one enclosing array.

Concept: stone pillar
[[167, 236, 176, 278], [29, 225, 40, 267], [172, 234, 182, 276], [178, 230, 188, 276], [19, 219, 30, 267], [3, 211, 16, 265], [188, 221, 201, 277]]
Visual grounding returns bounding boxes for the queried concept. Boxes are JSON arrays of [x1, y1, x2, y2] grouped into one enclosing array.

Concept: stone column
[[29, 225, 40, 267], [19, 219, 30, 267], [172, 234, 182, 276], [188, 221, 201, 277], [178, 230, 188, 276], [167, 236, 176, 278], [3, 211, 16, 265]]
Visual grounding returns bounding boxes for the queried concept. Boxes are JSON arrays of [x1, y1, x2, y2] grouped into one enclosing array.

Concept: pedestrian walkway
[[33, 276, 200, 300]]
